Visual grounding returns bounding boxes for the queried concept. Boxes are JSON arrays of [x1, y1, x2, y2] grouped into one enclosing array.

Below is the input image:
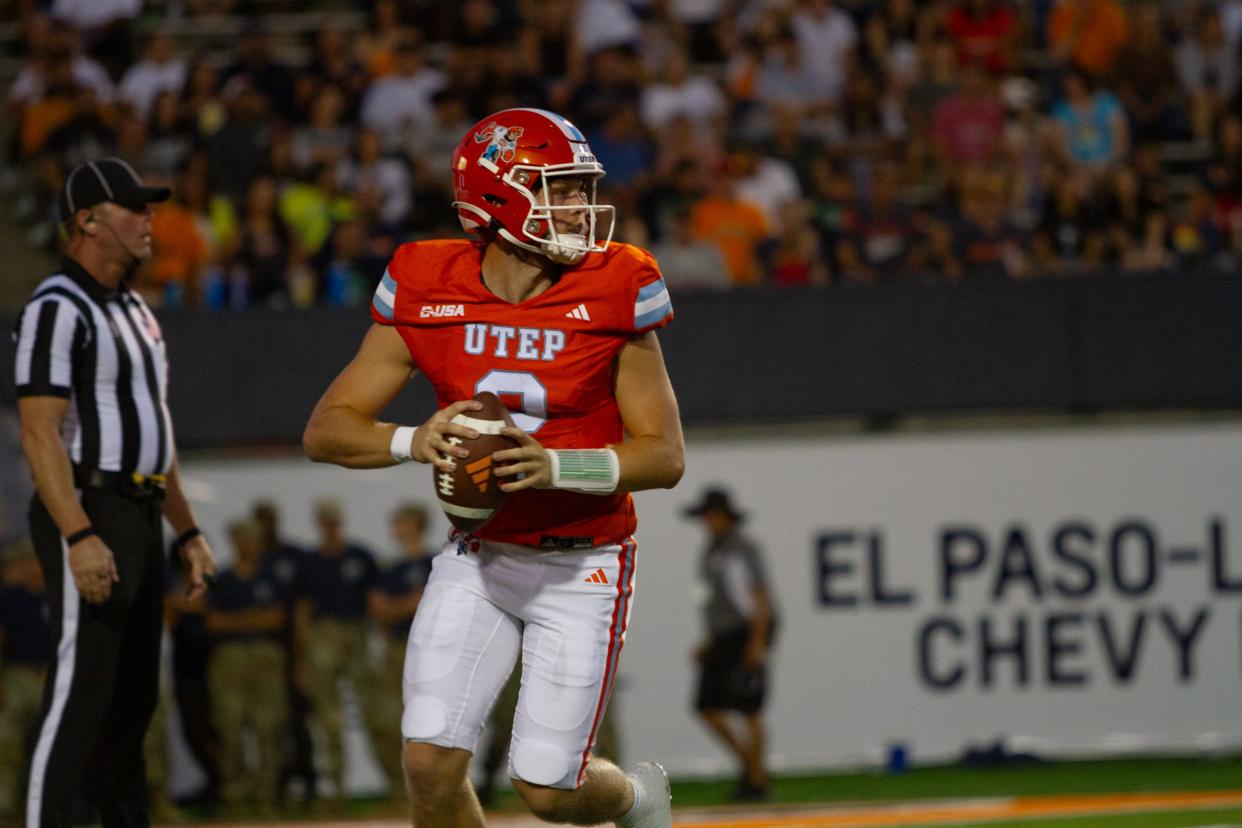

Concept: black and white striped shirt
[[13, 258, 174, 476]]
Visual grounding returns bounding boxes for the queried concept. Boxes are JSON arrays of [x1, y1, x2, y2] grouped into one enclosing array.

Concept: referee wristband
[[175, 527, 203, 550], [66, 527, 96, 546], [390, 426, 418, 463], [548, 449, 620, 494]]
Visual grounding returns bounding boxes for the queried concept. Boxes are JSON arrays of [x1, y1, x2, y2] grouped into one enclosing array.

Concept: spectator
[[1119, 209, 1175, 273], [807, 157, 857, 272], [772, 200, 830, 286], [206, 519, 288, 817], [668, 0, 731, 63], [517, 0, 578, 95], [944, 0, 1019, 75], [791, 0, 858, 106], [1114, 4, 1183, 143], [291, 84, 355, 175], [297, 499, 386, 808], [838, 161, 921, 283], [566, 46, 644, 133], [730, 142, 802, 234], [690, 160, 772, 286], [219, 24, 296, 123], [573, 0, 643, 59], [931, 60, 1007, 167], [306, 25, 369, 119], [354, 0, 411, 80], [251, 500, 317, 809], [148, 173, 210, 309], [949, 166, 1030, 278], [1034, 171, 1107, 275], [586, 104, 654, 196], [231, 175, 293, 308], [338, 128, 412, 233], [142, 91, 193, 178], [9, 19, 115, 113], [180, 60, 226, 139], [1050, 69, 1128, 177], [368, 503, 435, 799], [754, 26, 822, 112], [402, 90, 473, 199], [652, 205, 732, 292], [320, 219, 381, 308], [1169, 185, 1223, 267], [49, 0, 140, 81], [118, 32, 186, 120], [1048, 0, 1129, 79], [360, 39, 447, 147], [40, 83, 115, 172], [1176, 7, 1239, 141], [208, 79, 272, 204], [640, 48, 727, 133], [18, 59, 84, 160], [0, 540, 50, 822], [279, 162, 356, 259]]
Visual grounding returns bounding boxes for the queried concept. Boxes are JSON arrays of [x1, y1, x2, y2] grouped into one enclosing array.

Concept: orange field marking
[[190, 790, 1242, 828], [670, 790, 1242, 828]]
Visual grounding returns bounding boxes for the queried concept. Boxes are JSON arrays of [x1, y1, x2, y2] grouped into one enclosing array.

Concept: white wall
[[180, 420, 1242, 780]]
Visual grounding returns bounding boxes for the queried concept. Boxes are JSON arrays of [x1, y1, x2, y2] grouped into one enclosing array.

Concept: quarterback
[[304, 108, 684, 828]]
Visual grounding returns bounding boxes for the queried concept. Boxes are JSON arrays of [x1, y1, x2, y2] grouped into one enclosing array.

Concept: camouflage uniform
[[207, 560, 289, 812], [0, 663, 45, 817]]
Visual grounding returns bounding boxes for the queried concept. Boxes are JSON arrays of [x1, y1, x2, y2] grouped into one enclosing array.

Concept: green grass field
[[664, 756, 1242, 809]]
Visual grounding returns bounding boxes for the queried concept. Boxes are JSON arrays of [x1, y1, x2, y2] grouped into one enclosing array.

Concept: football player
[[304, 108, 684, 828]]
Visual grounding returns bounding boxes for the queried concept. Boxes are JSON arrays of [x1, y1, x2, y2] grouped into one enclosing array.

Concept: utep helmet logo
[[474, 123, 524, 164]]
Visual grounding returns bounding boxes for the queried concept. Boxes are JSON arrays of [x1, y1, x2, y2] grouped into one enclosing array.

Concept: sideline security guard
[[13, 158, 215, 827]]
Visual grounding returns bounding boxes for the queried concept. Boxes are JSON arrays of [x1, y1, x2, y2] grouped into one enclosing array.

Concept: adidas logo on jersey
[[565, 304, 591, 321], [584, 568, 610, 585], [421, 304, 465, 318]]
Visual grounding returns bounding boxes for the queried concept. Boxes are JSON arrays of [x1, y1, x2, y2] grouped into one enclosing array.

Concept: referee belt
[[73, 466, 167, 500]]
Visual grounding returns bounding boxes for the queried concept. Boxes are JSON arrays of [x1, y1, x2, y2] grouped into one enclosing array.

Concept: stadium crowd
[[5, 0, 1242, 305]]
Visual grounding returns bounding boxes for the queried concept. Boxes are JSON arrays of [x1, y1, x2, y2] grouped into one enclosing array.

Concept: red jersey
[[371, 240, 674, 549]]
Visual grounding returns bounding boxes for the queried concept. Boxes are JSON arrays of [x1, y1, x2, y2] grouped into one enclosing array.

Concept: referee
[[12, 158, 216, 828]]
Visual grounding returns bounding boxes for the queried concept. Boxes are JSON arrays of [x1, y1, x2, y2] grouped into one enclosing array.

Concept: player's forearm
[[614, 433, 685, 492], [20, 420, 91, 536], [303, 404, 404, 469]]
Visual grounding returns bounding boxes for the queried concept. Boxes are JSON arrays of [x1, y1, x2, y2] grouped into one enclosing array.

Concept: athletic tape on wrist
[[390, 425, 418, 463], [548, 448, 619, 494]]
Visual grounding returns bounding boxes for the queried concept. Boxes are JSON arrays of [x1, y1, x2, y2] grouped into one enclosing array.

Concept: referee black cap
[[59, 158, 170, 221]]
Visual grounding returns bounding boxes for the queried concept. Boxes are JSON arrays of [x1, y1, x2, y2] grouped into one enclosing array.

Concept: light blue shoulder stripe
[[636, 279, 667, 302], [372, 268, 397, 321], [635, 301, 673, 330]]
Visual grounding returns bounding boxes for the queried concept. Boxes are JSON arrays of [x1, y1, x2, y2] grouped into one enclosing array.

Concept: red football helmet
[[451, 108, 614, 265]]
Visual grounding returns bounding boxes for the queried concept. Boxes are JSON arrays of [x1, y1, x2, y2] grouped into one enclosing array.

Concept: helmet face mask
[[452, 109, 614, 265]]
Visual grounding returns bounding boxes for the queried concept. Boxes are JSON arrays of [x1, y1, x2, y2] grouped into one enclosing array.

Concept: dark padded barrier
[[3, 271, 1240, 448]]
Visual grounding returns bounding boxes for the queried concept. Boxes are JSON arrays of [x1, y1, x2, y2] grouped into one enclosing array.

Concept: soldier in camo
[[206, 519, 289, 815]]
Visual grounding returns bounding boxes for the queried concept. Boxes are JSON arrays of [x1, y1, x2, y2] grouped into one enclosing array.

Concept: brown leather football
[[433, 391, 519, 533]]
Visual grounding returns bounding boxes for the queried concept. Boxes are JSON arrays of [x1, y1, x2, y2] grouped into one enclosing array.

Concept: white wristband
[[390, 426, 418, 463], [548, 448, 619, 494]]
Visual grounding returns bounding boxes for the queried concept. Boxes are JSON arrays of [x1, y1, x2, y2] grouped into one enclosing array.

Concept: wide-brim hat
[[683, 487, 745, 521]]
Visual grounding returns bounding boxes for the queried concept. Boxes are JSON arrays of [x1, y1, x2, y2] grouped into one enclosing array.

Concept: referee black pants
[[26, 487, 165, 828]]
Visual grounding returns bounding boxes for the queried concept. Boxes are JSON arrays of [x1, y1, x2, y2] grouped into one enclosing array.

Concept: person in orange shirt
[[149, 178, 208, 308], [1048, 0, 1129, 79], [689, 162, 772, 286]]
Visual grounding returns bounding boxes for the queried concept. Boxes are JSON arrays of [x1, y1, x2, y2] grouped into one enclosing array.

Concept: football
[[433, 391, 519, 533]]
